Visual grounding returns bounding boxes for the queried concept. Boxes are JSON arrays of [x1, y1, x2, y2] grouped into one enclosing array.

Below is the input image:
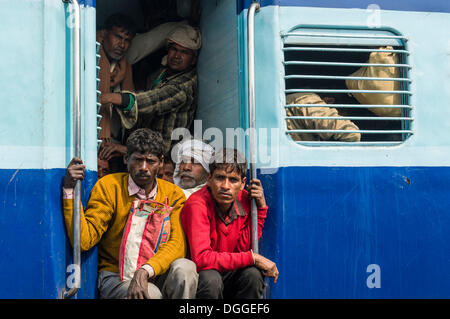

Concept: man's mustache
[[136, 173, 151, 178], [179, 172, 195, 179]]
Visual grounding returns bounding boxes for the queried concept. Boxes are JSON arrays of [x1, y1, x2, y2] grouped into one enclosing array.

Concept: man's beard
[[104, 48, 123, 62], [178, 172, 207, 189]]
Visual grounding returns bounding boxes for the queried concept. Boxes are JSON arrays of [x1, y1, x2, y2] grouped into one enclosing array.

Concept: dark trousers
[[196, 266, 264, 299]]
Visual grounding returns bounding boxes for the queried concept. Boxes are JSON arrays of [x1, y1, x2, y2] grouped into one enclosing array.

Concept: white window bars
[[282, 27, 413, 146]]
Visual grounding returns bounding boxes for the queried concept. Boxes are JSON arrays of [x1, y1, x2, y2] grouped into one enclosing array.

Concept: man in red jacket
[[181, 148, 279, 299]]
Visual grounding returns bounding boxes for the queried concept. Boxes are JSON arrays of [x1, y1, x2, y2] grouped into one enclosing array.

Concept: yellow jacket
[[63, 173, 186, 276]]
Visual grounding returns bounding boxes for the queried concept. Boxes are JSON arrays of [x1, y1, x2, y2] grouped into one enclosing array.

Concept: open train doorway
[[94, 0, 242, 173]]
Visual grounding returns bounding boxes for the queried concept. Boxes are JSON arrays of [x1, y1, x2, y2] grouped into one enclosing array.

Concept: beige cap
[[167, 24, 202, 51]]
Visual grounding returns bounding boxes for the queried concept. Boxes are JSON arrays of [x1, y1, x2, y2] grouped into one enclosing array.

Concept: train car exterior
[[234, 0, 450, 298], [0, 0, 449, 299], [0, 0, 98, 298]]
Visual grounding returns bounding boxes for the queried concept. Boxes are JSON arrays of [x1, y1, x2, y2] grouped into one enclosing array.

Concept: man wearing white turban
[[173, 139, 214, 198]]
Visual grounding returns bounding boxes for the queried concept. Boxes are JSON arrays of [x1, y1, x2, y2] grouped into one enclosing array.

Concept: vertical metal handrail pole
[[248, 2, 260, 254], [63, 0, 81, 299]]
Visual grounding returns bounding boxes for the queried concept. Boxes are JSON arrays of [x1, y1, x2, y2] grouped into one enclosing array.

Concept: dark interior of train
[[95, 0, 408, 144], [96, 0, 201, 91]]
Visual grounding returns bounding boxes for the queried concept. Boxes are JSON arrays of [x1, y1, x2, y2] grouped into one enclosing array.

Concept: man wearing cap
[[100, 24, 202, 154], [173, 139, 214, 198]]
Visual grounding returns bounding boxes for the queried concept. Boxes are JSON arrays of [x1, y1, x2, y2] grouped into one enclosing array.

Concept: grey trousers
[[98, 258, 198, 299]]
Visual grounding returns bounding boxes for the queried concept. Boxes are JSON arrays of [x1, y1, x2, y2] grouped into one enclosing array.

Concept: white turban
[[173, 139, 214, 187]]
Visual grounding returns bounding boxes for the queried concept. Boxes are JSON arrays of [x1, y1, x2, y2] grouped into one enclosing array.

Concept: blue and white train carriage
[[0, 0, 449, 298]]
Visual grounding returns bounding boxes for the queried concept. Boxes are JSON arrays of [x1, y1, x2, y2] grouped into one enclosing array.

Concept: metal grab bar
[[247, 2, 260, 254], [63, 0, 81, 299]]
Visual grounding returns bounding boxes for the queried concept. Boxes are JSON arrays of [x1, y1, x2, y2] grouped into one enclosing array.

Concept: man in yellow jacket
[[63, 128, 197, 299]]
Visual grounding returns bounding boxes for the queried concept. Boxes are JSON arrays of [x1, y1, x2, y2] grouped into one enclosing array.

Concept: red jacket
[[180, 185, 268, 272]]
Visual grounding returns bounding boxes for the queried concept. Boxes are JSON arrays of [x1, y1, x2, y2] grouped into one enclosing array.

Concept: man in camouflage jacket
[[101, 24, 202, 154]]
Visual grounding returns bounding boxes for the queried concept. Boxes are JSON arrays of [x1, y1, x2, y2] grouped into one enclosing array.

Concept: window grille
[[282, 27, 412, 146]]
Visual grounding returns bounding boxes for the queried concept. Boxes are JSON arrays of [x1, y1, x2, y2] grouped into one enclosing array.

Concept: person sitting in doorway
[[181, 148, 279, 299], [62, 128, 197, 299]]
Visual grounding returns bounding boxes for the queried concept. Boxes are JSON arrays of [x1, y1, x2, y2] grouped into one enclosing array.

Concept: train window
[[282, 27, 413, 146]]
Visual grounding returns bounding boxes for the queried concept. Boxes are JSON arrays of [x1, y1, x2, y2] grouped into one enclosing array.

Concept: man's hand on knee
[[253, 253, 279, 283], [127, 268, 150, 299]]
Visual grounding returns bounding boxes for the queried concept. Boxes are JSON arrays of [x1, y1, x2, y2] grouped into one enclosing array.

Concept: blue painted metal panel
[[238, 0, 450, 13], [197, 0, 241, 136], [0, 0, 98, 298], [0, 169, 98, 299], [259, 166, 450, 298], [0, 1, 98, 171]]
